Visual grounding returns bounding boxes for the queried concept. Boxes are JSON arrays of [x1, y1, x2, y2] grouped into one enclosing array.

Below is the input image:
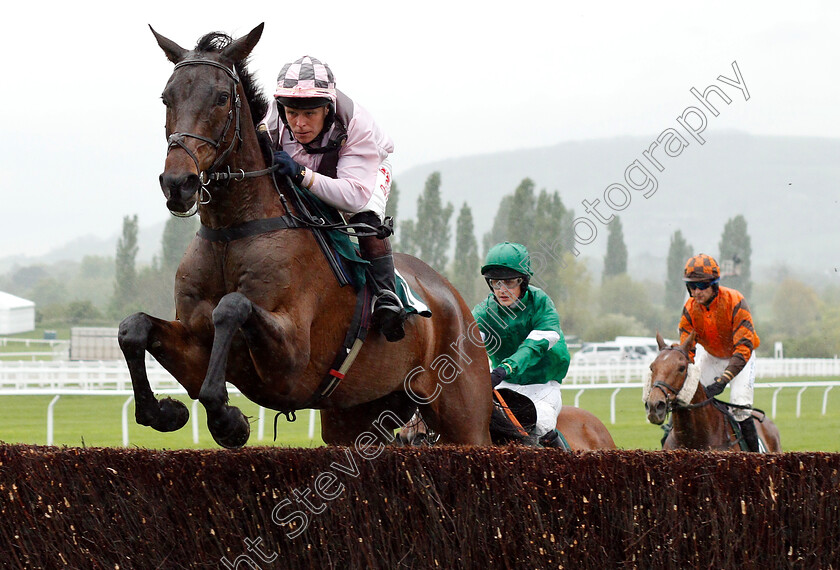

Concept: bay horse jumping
[[118, 23, 492, 447], [644, 332, 781, 451]]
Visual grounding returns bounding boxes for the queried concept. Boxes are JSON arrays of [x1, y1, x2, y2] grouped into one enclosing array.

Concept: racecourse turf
[[0, 381, 838, 451]]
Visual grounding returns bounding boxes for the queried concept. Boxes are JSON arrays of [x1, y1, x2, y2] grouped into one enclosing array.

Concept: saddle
[[659, 399, 767, 452], [490, 389, 571, 450], [711, 399, 767, 452]]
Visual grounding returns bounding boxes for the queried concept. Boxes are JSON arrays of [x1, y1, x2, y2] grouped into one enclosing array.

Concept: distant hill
[[393, 131, 840, 282], [3, 132, 837, 284]]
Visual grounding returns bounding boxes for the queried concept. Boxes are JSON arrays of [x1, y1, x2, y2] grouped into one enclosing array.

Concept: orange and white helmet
[[683, 254, 720, 282]]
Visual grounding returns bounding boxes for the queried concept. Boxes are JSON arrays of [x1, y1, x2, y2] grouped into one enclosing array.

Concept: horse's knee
[[118, 313, 153, 358], [213, 293, 252, 328]]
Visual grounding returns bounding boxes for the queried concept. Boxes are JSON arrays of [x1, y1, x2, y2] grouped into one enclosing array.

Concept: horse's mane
[[194, 32, 269, 128]]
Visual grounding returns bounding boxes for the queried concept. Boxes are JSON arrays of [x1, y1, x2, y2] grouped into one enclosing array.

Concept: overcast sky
[[2, 1, 838, 257]]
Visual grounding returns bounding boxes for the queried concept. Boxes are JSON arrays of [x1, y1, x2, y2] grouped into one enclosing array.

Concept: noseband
[[165, 58, 243, 212], [650, 345, 708, 411]]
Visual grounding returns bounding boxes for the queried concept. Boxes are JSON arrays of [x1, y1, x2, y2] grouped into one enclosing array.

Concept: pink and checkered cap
[[274, 56, 336, 102]]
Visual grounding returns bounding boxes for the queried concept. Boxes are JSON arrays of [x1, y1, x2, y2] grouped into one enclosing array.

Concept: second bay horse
[[644, 332, 781, 451]]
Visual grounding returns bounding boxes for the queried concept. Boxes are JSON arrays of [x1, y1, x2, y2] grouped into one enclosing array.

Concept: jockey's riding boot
[[352, 214, 406, 342], [738, 418, 760, 452], [367, 250, 407, 341], [538, 429, 565, 449]]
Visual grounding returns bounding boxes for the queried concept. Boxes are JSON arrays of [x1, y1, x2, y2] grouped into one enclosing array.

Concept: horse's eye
[[678, 365, 686, 373], [161, 96, 170, 108], [216, 92, 230, 106]]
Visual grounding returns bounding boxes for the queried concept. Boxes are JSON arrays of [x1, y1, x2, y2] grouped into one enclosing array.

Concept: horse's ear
[[655, 332, 666, 350], [150, 25, 188, 63], [222, 23, 264, 64], [680, 331, 696, 352]]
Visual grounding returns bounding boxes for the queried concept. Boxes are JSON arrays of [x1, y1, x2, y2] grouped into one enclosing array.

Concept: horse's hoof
[[207, 405, 250, 449], [136, 397, 189, 432]]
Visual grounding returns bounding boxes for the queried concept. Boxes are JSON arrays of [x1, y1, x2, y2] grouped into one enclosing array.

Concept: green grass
[[1, 379, 839, 451], [575, 379, 840, 452], [0, 393, 323, 449]]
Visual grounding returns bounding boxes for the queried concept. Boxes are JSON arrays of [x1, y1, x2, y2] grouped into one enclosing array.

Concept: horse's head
[[150, 23, 264, 216], [644, 331, 696, 424]]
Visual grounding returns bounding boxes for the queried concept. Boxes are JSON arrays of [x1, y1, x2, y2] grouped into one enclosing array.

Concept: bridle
[[164, 58, 278, 217]]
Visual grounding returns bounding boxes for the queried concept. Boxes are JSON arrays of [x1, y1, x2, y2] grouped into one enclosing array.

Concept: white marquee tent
[[0, 291, 35, 335]]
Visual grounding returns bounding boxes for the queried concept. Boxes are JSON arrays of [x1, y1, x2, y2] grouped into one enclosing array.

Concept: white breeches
[[695, 345, 756, 421], [352, 159, 392, 220], [497, 380, 563, 437]]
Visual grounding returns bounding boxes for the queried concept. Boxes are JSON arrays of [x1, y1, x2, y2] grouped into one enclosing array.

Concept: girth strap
[[273, 284, 373, 439]]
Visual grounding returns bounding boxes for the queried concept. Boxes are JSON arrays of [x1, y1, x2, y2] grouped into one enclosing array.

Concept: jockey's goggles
[[686, 278, 719, 290], [489, 277, 523, 290]]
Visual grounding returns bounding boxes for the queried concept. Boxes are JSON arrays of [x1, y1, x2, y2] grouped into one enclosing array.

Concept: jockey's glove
[[490, 366, 507, 388], [273, 151, 306, 185], [704, 378, 726, 398]]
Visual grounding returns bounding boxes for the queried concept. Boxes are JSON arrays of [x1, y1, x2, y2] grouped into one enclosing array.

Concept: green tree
[[599, 274, 659, 334], [451, 203, 481, 306], [772, 278, 821, 337], [602, 216, 628, 282], [664, 230, 693, 324], [507, 178, 536, 246], [719, 214, 752, 298], [530, 189, 574, 301], [69, 256, 116, 311], [65, 300, 104, 324], [396, 219, 417, 256], [482, 195, 514, 255], [413, 172, 454, 272], [135, 261, 176, 319], [161, 216, 199, 276], [110, 214, 139, 318], [28, 277, 68, 307], [10, 265, 49, 292], [386, 180, 399, 223], [584, 313, 649, 342]]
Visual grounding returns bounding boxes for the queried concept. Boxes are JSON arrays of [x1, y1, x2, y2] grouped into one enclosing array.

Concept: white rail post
[[796, 386, 807, 418], [610, 388, 622, 425], [258, 407, 266, 441], [574, 389, 584, 408], [121, 396, 134, 447], [823, 386, 833, 415], [772, 387, 783, 418], [46, 395, 60, 445], [191, 400, 200, 444], [308, 409, 317, 441]]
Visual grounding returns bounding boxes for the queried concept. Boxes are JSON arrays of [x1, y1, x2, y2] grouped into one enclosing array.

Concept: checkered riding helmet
[[274, 56, 337, 111], [683, 254, 720, 282]]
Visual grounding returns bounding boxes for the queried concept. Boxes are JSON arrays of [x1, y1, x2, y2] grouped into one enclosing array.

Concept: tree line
[[1, 172, 838, 358]]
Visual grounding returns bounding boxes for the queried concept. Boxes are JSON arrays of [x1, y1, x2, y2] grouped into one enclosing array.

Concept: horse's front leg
[[197, 292, 255, 448], [118, 312, 205, 432]]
